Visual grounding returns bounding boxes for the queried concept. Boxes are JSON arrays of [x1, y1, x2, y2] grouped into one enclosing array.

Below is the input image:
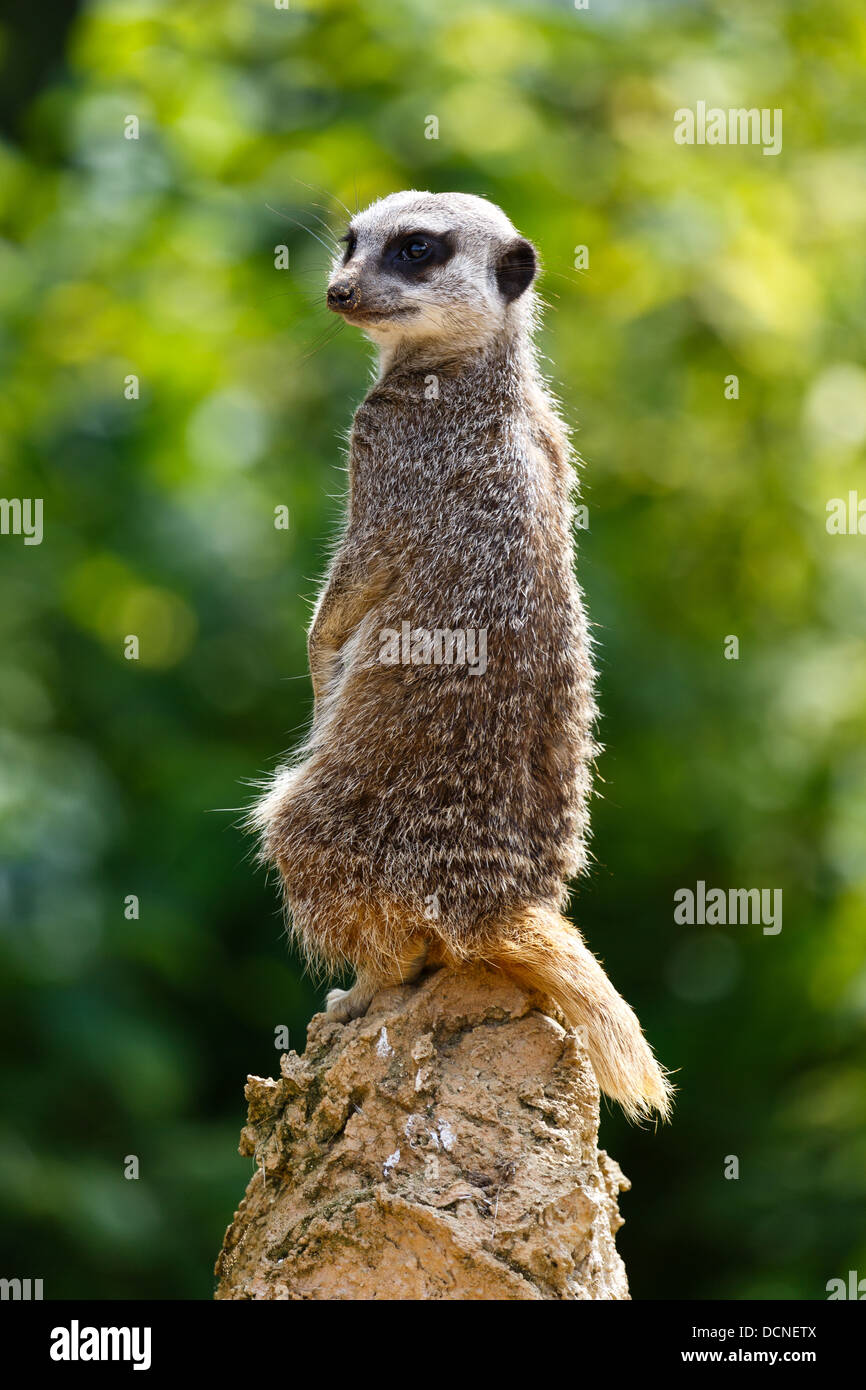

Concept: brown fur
[[252, 191, 672, 1122]]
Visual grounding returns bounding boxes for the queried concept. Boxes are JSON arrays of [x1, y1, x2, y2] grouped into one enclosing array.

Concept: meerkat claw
[[325, 985, 371, 1022]]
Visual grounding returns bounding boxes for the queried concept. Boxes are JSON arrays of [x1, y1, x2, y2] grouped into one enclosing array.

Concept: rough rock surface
[[214, 963, 631, 1300]]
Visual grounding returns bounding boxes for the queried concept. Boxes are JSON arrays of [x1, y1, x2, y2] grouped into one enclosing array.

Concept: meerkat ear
[[495, 238, 537, 303]]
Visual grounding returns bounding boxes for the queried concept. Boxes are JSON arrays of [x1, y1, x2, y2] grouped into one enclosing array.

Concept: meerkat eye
[[399, 238, 431, 262], [384, 231, 453, 275], [339, 231, 357, 262]]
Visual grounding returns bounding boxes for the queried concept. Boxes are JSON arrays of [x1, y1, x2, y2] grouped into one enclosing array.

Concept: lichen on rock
[[215, 963, 631, 1300]]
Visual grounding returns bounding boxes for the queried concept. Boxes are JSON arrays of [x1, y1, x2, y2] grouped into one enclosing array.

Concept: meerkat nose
[[327, 282, 360, 312]]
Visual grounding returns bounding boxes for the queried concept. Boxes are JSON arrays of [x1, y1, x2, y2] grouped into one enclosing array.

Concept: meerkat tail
[[485, 908, 674, 1123]]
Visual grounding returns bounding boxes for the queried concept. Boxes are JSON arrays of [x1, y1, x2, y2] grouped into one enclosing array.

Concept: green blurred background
[[1, 0, 865, 1300]]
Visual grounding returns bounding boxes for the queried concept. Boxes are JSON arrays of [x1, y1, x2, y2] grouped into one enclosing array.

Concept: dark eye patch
[[382, 230, 454, 277], [339, 229, 357, 263]]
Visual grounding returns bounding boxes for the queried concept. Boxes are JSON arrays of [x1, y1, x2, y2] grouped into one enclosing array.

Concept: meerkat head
[[325, 190, 538, 361]]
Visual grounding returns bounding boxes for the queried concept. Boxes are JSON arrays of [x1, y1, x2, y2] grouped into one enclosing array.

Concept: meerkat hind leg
[[325, 941, 429, 1022]]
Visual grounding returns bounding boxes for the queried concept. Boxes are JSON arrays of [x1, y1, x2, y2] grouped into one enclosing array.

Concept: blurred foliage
[[0, 0, 865, 1300]]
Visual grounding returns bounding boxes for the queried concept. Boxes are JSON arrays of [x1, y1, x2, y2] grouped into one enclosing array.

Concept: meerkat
[[252, 190, 672, 1122]]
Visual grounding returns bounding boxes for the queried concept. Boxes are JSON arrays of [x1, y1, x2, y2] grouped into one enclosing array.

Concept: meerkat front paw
[[325, 984, 373, 1022]]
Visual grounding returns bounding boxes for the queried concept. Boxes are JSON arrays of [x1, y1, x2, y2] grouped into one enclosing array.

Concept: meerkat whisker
[[288, 174, 354, 223], [265, 204, 341, 256]]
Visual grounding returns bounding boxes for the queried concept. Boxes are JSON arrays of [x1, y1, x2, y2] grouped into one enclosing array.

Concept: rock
[[214, 962, 630, 1300]]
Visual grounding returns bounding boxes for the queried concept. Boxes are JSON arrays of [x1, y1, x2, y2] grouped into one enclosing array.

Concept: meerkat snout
[[326, 281, 361, 312], [324, 189, 540, 359]]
